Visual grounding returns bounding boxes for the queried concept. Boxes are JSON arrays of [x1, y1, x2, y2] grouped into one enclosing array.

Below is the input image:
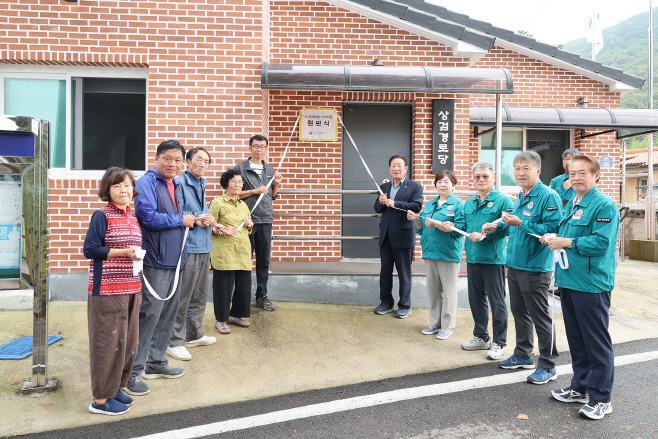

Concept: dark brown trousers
[[87, 293, 141, 400]]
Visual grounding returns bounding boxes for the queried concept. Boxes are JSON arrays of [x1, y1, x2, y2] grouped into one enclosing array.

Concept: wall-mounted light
[[577, 96, 590, 108], [64, 0, 78, 3], [372, 56, 383, 66]]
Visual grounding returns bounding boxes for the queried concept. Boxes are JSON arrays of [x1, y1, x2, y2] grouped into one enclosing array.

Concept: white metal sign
[[299, 108, 338, 142]]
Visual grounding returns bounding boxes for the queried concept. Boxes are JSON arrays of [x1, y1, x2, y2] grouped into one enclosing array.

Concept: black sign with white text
[[432, 99, 455, 174]]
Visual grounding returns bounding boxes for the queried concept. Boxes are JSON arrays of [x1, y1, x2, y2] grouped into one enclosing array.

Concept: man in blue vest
[[167, 147, 217, 361]]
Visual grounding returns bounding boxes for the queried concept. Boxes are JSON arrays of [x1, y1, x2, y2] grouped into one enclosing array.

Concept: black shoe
[[256, 295, 276, 311]]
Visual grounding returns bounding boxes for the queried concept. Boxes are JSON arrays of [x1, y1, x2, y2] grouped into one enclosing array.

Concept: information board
[[0, 178, 22, 276]]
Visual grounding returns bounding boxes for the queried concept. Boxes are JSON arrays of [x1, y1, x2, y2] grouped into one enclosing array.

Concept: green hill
[[563, 9, 654, 110]]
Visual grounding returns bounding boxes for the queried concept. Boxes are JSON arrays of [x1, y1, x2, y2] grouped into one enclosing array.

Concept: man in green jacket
[[458, 162, 513, 361], [541, 155, 619, 420], [484, 151, 562, 383], [549, 148, 580, 207]]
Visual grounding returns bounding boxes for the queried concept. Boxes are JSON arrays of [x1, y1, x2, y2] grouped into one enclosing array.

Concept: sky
[[430, 0, 653, 45]]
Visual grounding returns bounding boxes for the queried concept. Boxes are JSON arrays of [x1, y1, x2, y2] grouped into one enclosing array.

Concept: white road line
[[134, 350, 658, 439]]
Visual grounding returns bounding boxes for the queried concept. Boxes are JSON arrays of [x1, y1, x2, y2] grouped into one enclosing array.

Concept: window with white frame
[[0, 67, 148, 175]]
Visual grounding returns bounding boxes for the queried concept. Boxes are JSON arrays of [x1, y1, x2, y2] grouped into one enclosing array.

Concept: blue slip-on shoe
[[88, 398, 129, 416], [395, 308, 412, 319], [527, 366, 557, 384], [551, 387, 589, 404], [113, 389, 134, 406], [500, 354, 535, 370], [374, 303, 395, 315], [422, 325, 439, 335], [579, 400, 613, 420]]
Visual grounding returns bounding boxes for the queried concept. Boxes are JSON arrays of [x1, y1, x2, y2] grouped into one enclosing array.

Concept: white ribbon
[[135, 227, 190, 301], [235, 116, 299, 232], [337, 114, 385, 196]]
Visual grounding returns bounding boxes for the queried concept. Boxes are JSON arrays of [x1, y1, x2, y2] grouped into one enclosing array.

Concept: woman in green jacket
[[209, 168, 253, 335], [407, 170, 465, 340]]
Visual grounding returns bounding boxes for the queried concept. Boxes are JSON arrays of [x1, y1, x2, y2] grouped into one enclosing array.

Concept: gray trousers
[[169, 253, 210, 347], [425, 259, 460, 330], [467, 263, 508, 346], [132, 266, 182, 377], [508, 267, 559, 369]]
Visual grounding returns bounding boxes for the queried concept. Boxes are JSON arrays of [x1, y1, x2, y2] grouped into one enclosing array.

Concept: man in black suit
[[374, 155, 424, 318]]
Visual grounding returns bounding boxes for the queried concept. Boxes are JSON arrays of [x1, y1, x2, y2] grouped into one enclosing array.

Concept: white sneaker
[[486, 342, 504, 360], [461, 337, 492, 351], [185, 335, 217, 348], [166, 346, 192, 361]]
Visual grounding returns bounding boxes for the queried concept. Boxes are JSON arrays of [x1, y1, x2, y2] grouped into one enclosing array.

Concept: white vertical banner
[[587, 4, 604, 59]]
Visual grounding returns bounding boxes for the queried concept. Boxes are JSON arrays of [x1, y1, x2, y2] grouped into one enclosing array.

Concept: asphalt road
[[14, 338, 658, 439]]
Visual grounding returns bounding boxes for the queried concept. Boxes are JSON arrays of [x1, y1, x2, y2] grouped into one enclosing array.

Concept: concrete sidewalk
[[1, 260, 658, 437]]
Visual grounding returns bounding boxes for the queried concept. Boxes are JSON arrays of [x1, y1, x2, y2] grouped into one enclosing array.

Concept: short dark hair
[[220, 168, 242, 190], [388, 155, 407, 166], [98, 167, 139, 202], [156, 140, 186, 158], [434, 169, 457, 187], [186, 147, 211, 163], [249, 135, 269, 147]]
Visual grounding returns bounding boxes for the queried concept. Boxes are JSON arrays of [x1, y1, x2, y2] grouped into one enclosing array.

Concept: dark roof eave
[[349, 0, 645, 90]]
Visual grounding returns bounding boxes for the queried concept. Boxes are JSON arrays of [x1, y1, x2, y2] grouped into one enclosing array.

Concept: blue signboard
[[599, 156, 614, 169], [0, 132, 34, 157]]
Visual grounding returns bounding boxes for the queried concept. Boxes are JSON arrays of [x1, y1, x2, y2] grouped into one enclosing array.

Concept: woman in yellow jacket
[[209, 168, 253, 335]]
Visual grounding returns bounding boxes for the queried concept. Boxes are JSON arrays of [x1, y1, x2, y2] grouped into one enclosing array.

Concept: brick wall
[[1, 0, 265, 272], [1, 0, 627, 269]]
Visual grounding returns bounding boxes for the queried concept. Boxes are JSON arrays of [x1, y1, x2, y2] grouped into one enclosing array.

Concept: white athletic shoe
[[461, 337, 492, 351], [185, 335, 217, 348], [486, 342, 505, 360], [166, 345, 192, 361]]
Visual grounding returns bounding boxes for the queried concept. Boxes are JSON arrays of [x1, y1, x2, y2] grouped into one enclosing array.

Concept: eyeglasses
[[473, 175, 492, 180], [251, 145, 267, 150]]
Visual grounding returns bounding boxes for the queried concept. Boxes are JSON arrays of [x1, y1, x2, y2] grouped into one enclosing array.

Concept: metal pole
[[621, 139, 627, 262], [495, 93, 503, 191], [649, 0, 655, 240]]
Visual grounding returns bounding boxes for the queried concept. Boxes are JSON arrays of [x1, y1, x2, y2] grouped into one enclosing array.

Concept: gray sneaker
[[422, 325, 439, 335], [461, 336, 491, 351], [374, 303, 395, 315], [123, 376, 150, 396], [142, 364, 184, 380], [256, 295, 276, 311], [436, 328, 453, 340]]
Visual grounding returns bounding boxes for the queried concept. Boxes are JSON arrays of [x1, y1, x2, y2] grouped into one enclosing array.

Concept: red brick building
[[0, 0, 644, 294]]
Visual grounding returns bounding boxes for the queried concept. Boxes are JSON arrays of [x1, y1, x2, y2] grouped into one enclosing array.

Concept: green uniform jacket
[[504, 182, 562, 272], [415, 192, 465, 263], [460, 189, 513, 265], [549, 173, 576, 205], [554, 186, 619, 293], [209, 194, 253, 271]]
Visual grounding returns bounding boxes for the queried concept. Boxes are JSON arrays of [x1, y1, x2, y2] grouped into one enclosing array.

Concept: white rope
[[137, 227, 190, 301], [236, 116, 299, 232], [337, 114, 384, 196]]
